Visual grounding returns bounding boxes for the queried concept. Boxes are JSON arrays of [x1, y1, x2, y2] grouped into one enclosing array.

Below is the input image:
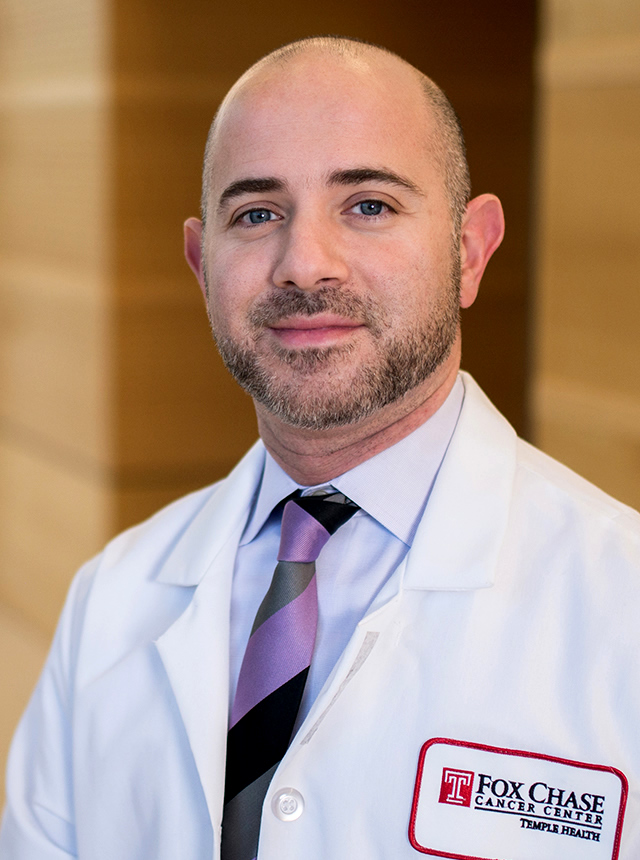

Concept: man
[[2, 36, 639, 860]]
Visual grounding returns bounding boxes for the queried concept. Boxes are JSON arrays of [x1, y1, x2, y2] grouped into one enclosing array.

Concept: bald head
[[200, 37, 471, 238]]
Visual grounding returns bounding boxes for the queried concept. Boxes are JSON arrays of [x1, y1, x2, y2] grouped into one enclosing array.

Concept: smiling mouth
[[246, 285, 385, 341]]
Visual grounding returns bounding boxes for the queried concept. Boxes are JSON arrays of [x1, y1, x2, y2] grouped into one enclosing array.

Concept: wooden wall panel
[[112, 302, 257, 529], [0, 436, 110, 632], [534, 0, 640, 510], [0, 273, 110, 464], [0, 100, 108, 271]]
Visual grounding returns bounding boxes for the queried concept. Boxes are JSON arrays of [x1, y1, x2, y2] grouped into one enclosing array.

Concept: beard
[[207, 257, 461, 430]]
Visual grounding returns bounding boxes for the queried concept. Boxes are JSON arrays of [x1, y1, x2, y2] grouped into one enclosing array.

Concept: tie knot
[[278, 493, 358, 563]]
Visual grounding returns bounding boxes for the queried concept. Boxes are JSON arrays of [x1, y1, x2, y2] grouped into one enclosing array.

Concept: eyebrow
[[216, 166, 423, 215], [327, 167, 423, 196], [217, 177, 287, 213]]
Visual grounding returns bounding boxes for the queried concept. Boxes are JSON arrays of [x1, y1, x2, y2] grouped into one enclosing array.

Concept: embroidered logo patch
[[439, 769, 474, 807], [410, 738, 627, 859]]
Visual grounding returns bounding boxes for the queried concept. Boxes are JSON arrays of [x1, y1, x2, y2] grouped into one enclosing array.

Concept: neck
[[255, 355, 460, 486]]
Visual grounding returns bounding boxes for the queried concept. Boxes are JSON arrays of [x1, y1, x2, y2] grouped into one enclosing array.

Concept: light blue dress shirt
[[229, 375, 465, 722]]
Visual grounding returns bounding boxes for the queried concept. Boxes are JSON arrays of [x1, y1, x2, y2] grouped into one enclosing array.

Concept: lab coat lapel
[[404, 373, 518, 591], [154, 441, 265, 836], [299, 375, 519, 740]]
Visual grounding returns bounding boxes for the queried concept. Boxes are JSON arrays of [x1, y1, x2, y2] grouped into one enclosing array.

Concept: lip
[[268, 314, 364, 348]]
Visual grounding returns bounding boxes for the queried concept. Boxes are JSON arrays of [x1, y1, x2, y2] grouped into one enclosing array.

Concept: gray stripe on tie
[[221, 765, 278, 860], [251, 561, 315, 633]]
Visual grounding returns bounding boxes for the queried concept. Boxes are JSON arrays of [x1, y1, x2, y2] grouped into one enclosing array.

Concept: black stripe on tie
[[294, 496, 357, 534], [224, 669, 308, 804]]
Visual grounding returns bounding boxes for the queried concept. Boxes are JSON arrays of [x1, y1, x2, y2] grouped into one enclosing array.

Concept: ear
[[458, 194, 505, 309], [183, 217, 206, 299]]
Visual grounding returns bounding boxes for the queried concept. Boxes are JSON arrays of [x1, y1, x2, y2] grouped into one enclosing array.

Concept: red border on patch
[[408, 738, 628, 860]]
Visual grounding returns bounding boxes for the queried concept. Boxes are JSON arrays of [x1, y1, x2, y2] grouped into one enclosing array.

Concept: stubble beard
[[207, 258, 462, 431]]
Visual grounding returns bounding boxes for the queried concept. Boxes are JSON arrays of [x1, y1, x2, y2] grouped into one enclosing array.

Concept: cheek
[[205, 251, 264, 325], [360, 245, 443, 310], [210, 240, 273, 291], [206, 280, 245, 339]]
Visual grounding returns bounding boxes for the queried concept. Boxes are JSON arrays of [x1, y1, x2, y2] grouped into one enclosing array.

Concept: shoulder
[[91, 438, 266, 583], [48, 441, 266, 680], [54, 482, 226, 667], [96, 481, 223, 575], [454, 373, 640, 587], [508, 440, 640, 600], [459, 372, 640, 536], [513, 436, 640, 542], [64, 438, 265, 611]]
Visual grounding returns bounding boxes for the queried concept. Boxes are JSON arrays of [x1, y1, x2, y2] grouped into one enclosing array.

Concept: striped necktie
[[221, 491, 359, 860]]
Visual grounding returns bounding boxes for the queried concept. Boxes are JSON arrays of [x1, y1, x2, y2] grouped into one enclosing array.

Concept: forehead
[[206, 54, 441, 201]]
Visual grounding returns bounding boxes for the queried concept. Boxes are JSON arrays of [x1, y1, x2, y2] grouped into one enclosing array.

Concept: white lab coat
[[2, 374, 640, 859]]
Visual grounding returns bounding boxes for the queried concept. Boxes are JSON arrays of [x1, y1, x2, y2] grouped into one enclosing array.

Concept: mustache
[[246, 287, 385, 334]]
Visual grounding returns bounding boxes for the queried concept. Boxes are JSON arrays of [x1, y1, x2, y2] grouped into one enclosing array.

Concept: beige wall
[[0, 0, 109, 620], [534, 0, 640, 510]]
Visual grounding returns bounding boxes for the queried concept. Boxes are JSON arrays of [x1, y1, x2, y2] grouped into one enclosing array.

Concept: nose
[[271, 214, 349, 290]]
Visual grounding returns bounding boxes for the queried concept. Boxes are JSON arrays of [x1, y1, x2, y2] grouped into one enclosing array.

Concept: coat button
[[271, 788, 304, 821]]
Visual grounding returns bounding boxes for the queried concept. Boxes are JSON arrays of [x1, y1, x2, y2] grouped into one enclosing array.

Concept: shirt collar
[[240, 375, 464, 547]]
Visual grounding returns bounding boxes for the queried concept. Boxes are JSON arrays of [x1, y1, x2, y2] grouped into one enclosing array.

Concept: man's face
[[200, 54, 463, 430]]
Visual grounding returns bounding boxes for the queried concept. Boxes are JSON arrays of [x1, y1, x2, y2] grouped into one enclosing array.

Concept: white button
[[272, 788, 304, 821]]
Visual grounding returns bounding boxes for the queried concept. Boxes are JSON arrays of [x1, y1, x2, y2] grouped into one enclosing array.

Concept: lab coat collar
[[403, 372, 517, 591], [241, 376, 465, 549], [155, 373, 517, 593], [155, 440, 266, 586]]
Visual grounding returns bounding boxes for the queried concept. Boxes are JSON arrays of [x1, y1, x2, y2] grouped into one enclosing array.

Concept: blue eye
[[357, 200, 386, 216], [245, 208, 273, 224]]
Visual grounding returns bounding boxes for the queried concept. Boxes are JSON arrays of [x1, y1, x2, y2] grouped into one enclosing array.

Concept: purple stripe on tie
[[278, 502, 330, 562], [230, 579, 318, 728]]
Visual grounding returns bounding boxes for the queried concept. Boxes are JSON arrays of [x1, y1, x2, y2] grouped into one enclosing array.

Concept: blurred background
[[1, 0, 639, 806]]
